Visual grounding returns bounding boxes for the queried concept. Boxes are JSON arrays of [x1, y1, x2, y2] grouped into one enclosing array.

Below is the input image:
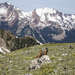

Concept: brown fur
[[35, 49, 42, 58], [35, 48, 48, 58]]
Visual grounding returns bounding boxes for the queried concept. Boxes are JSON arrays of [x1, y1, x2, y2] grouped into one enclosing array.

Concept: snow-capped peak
[[35, 8, 57, 16], [16, 7, 75, 30], [0, 2, 75, 31], [1, 2, 75, 43]]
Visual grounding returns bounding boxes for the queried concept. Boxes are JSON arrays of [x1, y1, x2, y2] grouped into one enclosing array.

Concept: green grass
[[0, 43, 75, 75]]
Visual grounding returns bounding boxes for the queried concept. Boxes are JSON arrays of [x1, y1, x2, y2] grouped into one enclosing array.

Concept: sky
[[0, 0, 75, 14]]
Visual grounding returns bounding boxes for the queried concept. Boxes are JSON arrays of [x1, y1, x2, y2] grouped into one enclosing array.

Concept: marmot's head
[[43, 48, 48, 55], [45, 48, 48, 52]]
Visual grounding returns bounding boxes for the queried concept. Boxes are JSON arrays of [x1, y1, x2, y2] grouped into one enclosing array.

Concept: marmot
[[35, 48, 48, 58]]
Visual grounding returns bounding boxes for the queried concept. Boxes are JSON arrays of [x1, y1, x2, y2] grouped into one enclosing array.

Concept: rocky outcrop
[[29, 55, 51, 70], [0, 30, 39, 52]]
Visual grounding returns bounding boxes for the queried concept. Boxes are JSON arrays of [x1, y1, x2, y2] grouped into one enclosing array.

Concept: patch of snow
[[22, 11, 32, 17], [72, 15, 75, 19], [47, 16, 56, 22], [0, 7, 8, 16], [40, 14, 45, 21], [36, 8, 56, 17]]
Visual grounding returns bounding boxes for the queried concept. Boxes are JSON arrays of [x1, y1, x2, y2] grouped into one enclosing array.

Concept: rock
[[0, 37, 10, 54], [0, 48, 6, 54], [0, 47, 10, 54], [29, 55, 51, 70]]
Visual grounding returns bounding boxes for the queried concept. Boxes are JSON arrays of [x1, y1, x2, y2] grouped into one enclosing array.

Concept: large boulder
[[29, 55, 51, 70]]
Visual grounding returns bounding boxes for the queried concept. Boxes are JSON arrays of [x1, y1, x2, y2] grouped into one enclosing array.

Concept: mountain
[[0, 30, 38, 54], [0, 2, 75, 43]]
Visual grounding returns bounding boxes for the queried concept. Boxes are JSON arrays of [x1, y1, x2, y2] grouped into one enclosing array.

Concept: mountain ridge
[[0, 2, 75, 43]]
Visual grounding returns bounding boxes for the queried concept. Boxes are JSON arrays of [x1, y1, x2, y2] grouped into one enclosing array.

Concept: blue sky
[[0, 0, 75, 14]]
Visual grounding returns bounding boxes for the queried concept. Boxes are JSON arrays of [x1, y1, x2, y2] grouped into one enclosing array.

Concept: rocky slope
[[0, 30, 38, 53], [0, 2, 75, 43]]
